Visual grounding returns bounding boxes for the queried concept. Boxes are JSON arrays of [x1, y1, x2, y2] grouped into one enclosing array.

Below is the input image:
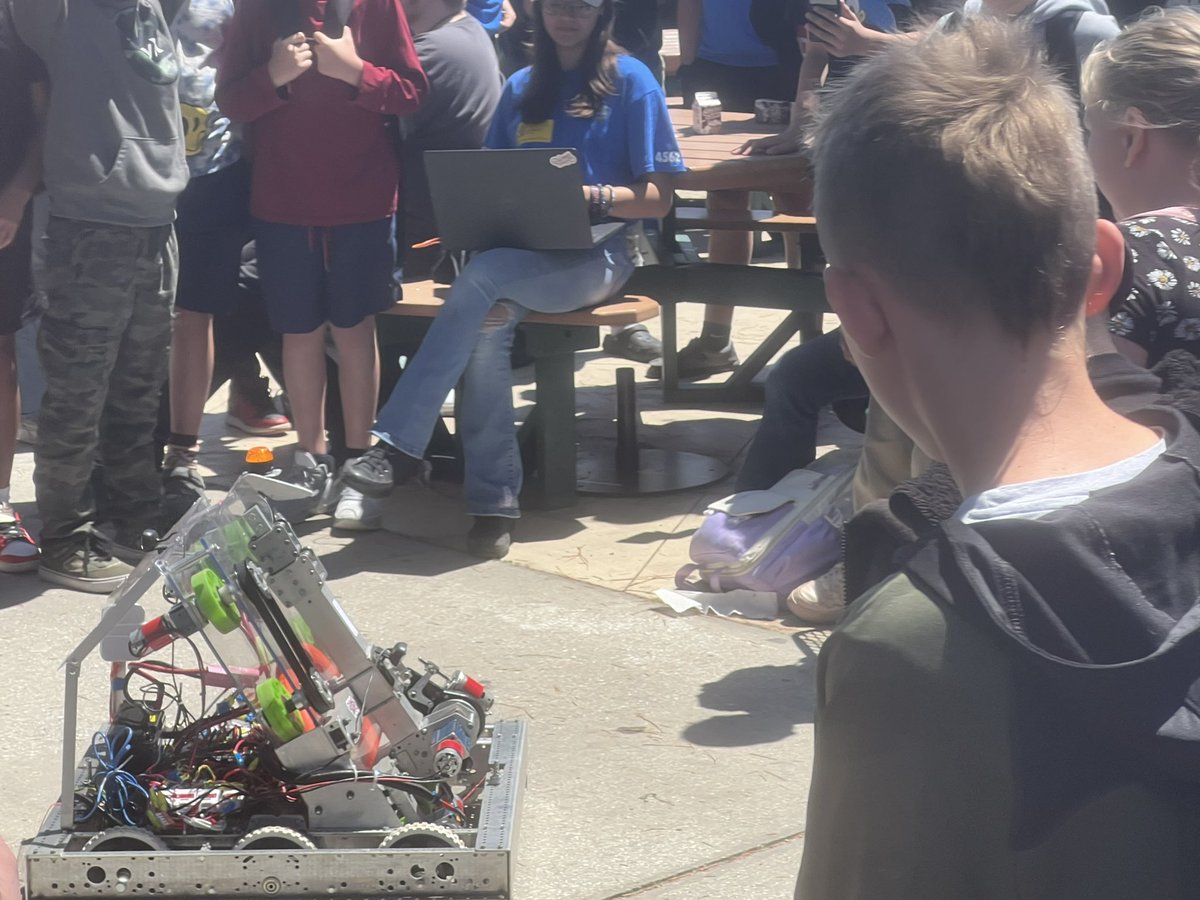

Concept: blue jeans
[[736, 328, 867, 491], [373, 237, 634, 517]]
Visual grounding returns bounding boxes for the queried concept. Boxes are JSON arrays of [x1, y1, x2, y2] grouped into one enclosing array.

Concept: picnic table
[[625, 108, 829, 403]]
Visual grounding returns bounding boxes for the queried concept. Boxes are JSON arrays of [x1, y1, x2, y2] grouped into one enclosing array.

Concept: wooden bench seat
[[382, 281, 660, 327], [673, 206, 818, 234], [377, 280, 660, 509]]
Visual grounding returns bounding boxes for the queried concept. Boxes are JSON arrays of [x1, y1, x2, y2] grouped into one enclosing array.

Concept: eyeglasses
[[542, 1, 599, 19]]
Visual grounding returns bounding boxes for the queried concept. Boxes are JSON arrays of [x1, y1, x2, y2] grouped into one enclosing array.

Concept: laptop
[[424, 149, 627, 252]]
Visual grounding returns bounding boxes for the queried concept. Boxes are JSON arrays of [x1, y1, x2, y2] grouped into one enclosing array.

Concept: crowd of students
[[1, 0, 1199, 891]]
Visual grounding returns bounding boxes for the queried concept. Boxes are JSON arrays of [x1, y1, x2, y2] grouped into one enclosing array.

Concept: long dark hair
[[519, 0, 622, 122]]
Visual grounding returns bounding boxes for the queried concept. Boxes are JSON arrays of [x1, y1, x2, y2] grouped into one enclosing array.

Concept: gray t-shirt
[[399, 14, 502, 263], [401, 15, 502, 155]]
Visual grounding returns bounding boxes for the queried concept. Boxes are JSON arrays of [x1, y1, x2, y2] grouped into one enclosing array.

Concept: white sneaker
[[786, 563, 846, 626], [332, 483, 384, 531]]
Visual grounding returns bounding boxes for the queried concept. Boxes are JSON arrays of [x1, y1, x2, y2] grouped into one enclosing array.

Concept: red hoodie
[[216, 0, 428, 226]]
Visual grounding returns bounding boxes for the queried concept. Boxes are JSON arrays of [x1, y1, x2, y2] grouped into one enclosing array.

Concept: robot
[[23, 475, 526, 897]]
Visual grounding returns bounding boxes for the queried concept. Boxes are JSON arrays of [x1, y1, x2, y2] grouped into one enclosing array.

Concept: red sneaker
[[226, 376, 292, 436], [0, 504, 39, 574]]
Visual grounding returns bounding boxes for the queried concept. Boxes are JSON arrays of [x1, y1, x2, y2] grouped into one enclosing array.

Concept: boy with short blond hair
[[797, 17, 1200, 899]]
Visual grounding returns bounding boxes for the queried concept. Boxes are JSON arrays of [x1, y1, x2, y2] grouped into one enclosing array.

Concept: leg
[[329, 316, 379, 451], [0, 334, 16, 493], [282, 328, 329, 455], [98, 227, 176, 534], [35, 219, 135, 542], [254, 220, 330, 455], [459, 300, 527, 518], [373, 242, 632, 460], [673, 189, 746, 378], [168, 308, 213, 439], [735, 328, 868, 491]]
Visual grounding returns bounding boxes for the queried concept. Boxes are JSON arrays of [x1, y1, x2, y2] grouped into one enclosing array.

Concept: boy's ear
[[824, 265, 890, 358], [1085, 219, 1126, 318], [1122, 113, 1150, 169]]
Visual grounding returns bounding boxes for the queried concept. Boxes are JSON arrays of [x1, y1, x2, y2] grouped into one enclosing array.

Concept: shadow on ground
[[682, 659, 817, 747]]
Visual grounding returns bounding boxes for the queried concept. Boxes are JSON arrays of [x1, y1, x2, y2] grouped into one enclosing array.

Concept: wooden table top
[[669, 107, 812, 195]]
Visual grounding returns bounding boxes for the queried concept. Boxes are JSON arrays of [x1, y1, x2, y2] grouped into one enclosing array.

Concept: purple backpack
[[676, 467, 853, 597]]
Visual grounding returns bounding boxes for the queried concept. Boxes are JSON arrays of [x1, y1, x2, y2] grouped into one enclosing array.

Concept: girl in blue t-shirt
[[343, 0, 684, 558]]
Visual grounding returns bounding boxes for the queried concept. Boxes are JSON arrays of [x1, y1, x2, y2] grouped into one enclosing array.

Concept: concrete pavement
[[0, 528, 821, 898]]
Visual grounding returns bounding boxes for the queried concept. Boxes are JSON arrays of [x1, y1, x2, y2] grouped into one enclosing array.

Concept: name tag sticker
[[549, 151, 577, 169], [517, 120, 554, 144]]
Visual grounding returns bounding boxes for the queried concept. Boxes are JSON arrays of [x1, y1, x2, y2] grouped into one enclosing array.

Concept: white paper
[[654, 588, 780, 620]]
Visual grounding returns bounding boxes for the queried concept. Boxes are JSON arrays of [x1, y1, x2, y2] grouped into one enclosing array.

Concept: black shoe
[[602, 324, 663, 363], [161, 458, 206, 530], [467, 517, 513, 560], [341, 443, 426, 498], [647, 337, 739, 380]]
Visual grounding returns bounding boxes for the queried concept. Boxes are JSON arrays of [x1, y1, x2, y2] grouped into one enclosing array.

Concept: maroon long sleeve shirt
[[216, 0, 427, 226]]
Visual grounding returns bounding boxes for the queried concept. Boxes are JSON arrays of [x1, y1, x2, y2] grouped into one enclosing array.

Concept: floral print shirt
[[1109, 208, 1200, 365]]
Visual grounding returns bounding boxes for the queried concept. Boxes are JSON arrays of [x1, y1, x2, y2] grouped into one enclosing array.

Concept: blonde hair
[[810, 17, 1097, 341], [1082, 7, 1200, 146]]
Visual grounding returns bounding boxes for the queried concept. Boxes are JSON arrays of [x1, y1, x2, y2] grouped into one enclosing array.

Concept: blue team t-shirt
[[698, 0, 778, 68], [485, 55, 686, 186], [466, 0, 503, 34]]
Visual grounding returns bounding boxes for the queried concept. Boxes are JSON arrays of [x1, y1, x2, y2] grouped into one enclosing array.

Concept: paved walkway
[[1, 302, 852, 897]]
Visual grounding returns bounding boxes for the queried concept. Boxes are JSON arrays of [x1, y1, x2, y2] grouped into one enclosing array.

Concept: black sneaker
[[648, 337, 739, 380], [602, 324, 663, 363], [467, 517, 514, 560], [162, 458, 206, 530], [39, 533, 133, 594], [340, 443, 426, 498]]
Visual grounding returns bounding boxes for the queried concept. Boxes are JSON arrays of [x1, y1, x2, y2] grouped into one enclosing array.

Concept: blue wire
[[85, 728, 151, 826]]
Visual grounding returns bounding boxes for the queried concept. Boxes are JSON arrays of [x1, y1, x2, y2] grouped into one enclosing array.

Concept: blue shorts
[[254, 217, 397, 334], [176, 160, 252, 316]]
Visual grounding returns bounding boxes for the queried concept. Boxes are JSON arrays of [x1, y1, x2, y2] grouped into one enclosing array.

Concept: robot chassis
[[22, 475, 527, 898]]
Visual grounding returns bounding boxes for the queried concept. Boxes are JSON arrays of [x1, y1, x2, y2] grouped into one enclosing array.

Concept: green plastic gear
[[191, 568, 241, 634], [221, 519, 253, 561], [256, 677, 304, 743]]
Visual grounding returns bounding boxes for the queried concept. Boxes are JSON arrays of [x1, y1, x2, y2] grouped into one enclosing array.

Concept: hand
[[806, 2, 876, 58], [734, 119, 807, 157], [312, 28, 364, 87], [268, 32, 313, 88], [0, 186, 30, 251]]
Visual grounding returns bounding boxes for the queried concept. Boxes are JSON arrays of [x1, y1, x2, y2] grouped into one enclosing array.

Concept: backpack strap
[[1043, 9, 1085, 96]]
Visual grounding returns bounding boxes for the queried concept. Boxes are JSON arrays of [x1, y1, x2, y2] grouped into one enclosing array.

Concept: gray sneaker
[[274, 450, 336, 522], [39, 533, 133, 594]]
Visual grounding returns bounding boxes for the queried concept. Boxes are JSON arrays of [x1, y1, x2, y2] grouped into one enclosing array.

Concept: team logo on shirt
[[116, 0, 180, 86], [517, 121, 555, 144]]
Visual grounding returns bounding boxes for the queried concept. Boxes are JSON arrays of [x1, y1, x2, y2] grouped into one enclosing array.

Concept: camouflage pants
[[35, 217, 176, 543]]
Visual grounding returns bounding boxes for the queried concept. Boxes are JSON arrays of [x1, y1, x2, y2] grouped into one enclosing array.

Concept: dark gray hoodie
[[13, 0, 188, 227]]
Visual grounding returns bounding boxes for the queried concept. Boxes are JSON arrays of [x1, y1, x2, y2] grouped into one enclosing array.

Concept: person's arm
[[499, 0, 517, 33], [677, 0, 701, 65], [313, 1, 428, 114], [215, 2, 296, 122], [0, 76, 46, 250], [806, 1, 914, 57], [734, 36, 824, 157], [582, 172, 676, 220], [10, 0, 64, 61]]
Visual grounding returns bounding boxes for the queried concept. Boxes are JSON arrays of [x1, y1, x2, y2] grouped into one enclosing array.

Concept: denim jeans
[[736, 327, 868, 491], [372, 236, 634, 517]]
